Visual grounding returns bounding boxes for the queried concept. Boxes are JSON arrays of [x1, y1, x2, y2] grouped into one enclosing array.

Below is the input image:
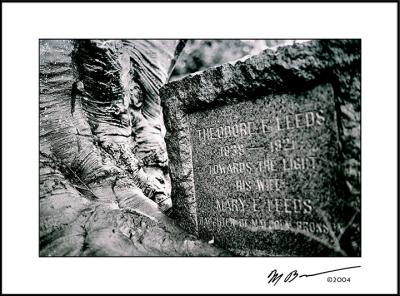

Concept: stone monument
[[161, 40, 361, 256]]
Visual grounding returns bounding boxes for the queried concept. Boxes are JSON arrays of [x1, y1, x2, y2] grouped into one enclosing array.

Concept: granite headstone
[[161, 40, 361, 256]]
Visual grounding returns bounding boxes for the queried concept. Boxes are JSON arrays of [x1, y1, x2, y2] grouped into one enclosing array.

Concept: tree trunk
[[39, 39, 229, 256]]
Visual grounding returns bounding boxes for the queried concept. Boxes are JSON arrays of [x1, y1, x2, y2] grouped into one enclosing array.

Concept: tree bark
[[39, 39, 229, 256]]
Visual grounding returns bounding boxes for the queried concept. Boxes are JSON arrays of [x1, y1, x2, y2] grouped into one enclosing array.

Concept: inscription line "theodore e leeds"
[[195, 110, 325, 142]]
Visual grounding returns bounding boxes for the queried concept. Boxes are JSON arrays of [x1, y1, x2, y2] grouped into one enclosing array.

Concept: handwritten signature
[[267, 266, 361, 286]]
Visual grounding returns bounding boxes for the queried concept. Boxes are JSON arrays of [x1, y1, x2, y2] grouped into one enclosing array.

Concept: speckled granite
[[161, 40, 360, 256]]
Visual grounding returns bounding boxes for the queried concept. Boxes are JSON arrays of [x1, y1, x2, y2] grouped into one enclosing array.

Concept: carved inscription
[[189, 84, 339, 250], [197, 110, 325, 142]]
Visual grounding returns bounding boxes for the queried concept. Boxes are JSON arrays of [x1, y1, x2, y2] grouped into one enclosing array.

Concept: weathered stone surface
[[162, 40, 361, 256]]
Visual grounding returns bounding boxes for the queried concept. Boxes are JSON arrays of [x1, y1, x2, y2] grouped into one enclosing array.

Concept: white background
[[2, 3, 398, 294]]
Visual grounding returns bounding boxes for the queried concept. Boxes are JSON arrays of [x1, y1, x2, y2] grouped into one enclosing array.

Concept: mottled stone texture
[[162, 40, 360, 256], [39, 40, 229, 256]]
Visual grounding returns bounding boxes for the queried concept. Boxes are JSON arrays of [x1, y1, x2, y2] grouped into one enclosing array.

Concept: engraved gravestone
[[162, 40, 361, 256]]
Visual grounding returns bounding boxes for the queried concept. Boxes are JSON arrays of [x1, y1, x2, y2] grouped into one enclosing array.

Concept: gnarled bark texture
[[39, 40, 229, 256]]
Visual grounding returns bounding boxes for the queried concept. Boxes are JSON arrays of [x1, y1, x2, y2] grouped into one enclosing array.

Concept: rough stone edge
[[163, 96, 199, 234], [162, 40, 360, 112]]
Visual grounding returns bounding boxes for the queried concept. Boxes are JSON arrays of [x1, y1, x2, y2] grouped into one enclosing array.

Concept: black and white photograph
[[2, 2, 398, 294], [39, 39, 361, 257]]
